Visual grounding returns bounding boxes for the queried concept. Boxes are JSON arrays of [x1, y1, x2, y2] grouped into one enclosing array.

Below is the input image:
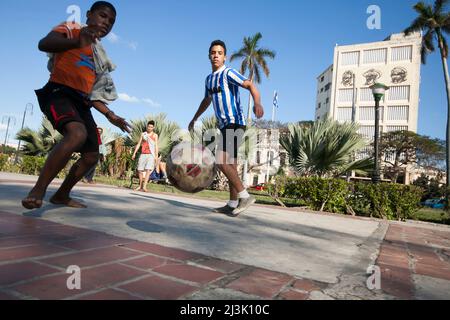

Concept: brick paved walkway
[[1, 209, 449, 300], [376, 223, 450, 299], [0, 211, 328, 300]]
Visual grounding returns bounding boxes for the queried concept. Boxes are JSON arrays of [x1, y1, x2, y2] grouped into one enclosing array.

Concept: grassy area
[[414, 208, 450, 225], [94, 175, 287, 205]]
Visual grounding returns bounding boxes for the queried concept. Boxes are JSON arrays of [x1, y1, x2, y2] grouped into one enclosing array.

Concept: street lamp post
[[370, 83, 389, 184], [15, 103, 34, 163], [2, 116, 16, 154]]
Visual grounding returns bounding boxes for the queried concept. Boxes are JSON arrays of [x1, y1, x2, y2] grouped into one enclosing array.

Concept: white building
[[315, 32, 422, 139], [247, 128, 290, 186]]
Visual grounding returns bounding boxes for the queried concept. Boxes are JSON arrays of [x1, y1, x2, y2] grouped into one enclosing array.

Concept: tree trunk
[[438, 35, 450, 205], [242, 73, 254, 187]]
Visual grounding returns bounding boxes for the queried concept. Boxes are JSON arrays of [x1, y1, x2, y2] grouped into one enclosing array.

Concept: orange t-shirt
[[49, 22, 96, 95]]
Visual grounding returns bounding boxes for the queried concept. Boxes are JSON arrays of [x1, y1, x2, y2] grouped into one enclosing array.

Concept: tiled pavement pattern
[[0, 211, 328, 300], [376, 223, 450, 299], [1, 210, 449, 300]]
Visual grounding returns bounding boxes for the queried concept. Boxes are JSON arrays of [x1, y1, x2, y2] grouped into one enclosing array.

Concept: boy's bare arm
[[91, 101, 131, 133], [242, 80, 264, 119], [188, 97, 212, 131], [39, 26, 100, 53], [132, 135, 143, 160]]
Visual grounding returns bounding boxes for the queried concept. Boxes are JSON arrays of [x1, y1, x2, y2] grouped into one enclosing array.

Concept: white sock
[[238, 190, 250, 199], [228, 200, 239, 208]]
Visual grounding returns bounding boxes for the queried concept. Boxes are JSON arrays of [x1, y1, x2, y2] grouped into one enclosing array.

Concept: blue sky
[[0, 0, 446, 145]]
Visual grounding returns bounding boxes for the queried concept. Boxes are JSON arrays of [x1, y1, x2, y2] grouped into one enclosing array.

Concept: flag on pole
[[273, 91, 279, 109]]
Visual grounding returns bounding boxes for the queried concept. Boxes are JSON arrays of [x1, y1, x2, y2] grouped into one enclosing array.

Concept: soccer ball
[[166, 142, 216, 193]]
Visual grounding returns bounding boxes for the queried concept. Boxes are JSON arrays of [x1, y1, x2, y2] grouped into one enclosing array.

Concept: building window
[[387, 105, 409, 122], [325, 83, 331, 91], [391, 46, 412, 62], [320, 88, 324, 93], [317, 103, 321, 109], [320, 76, 325, 82], [386, 125, 408, 132], [358, 126, 376, 141], [362, 48, 387, 64], [256, 151, 261, 164], [336, 107, 353, 122], [326, 98, 329, 104], [341, 51, 360, 66], [359, 106, 384, 121], [388, 86, 410, 101], [338, 89, 354, 103], [253, 176, 259, 186]]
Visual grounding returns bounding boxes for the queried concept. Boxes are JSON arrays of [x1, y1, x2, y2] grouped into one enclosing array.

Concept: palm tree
[[280, 119, 372, 178], [230, 33, 275, 186], [230, 32, 276, 125], [16, 117, 62, 156], [404, 0, 450, 190]]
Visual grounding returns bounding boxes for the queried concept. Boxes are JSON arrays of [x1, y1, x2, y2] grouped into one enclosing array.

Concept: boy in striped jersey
[[189, 40, 264, 217]]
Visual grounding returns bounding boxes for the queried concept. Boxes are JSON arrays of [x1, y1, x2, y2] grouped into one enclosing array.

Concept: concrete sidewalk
[[0, 172, 449, 300]]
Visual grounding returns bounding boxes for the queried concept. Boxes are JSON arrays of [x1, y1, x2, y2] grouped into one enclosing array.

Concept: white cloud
[[128, 42, 138, 51], [0, 124, 7, 131], [119, 93, 161, 108], [106, 32, 138, 51], [106, 32, 119, 43], [118, 93, 140, 103]]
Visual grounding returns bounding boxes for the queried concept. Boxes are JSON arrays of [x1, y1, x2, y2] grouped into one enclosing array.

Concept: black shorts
[[219, 124, 247, 159], [34, 82, 99, 153]]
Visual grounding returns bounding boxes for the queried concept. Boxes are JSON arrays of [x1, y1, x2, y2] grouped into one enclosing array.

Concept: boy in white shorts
[[132, 120, 159, 192]]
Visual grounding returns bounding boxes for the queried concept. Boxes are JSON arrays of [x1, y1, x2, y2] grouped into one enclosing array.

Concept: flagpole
[[266, 91, 277, 183]]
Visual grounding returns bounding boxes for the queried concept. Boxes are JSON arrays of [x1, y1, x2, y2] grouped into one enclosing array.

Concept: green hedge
[[0, 154, 8, 171], [20, 156, 46, 175], [268, 176, 424, 221]]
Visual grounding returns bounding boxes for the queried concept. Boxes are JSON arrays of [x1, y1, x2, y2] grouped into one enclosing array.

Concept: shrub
[[268, 176, 423, 221], [0, 154, 8, 171], [20, 156, 46, 175]]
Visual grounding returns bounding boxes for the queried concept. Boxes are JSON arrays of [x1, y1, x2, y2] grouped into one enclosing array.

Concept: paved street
[[0, 172, 449, 300]]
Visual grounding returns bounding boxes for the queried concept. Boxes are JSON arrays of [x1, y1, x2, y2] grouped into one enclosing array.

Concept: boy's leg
[[218, 126, 255, 217], [50, 151, 99, 208], [135, 171, 144, 190], [22, 122, 88, 209], [84, 163, 96, 182], [143, 169, 151, 191], [217, 151, 245, 194], [229, 161, 239, 201]]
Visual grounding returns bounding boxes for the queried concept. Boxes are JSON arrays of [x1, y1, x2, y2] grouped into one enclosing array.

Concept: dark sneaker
[[213, 205, 235, 215], [229, 196, 256, 217]]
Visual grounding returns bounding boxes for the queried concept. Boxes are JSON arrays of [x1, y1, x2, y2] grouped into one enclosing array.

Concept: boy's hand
[[79, 26, 100, 47], [253, 103, 264, 119], [106, 112, 131, 133]]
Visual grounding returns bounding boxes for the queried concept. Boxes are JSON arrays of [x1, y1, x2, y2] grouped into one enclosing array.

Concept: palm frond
[[434, 0, 450, 14], [280, 119, 369, 177], [229, 32, 274, 85], [414, 1, 433, 18]]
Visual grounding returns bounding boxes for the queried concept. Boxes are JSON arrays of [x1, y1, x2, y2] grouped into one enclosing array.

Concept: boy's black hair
[[147, 120, 155, 126], [209, 40, 227, 55], [90, 1, 117, 16]]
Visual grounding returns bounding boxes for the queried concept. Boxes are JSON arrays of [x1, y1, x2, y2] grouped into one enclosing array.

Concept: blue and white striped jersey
[[204, 65, 248, 129]]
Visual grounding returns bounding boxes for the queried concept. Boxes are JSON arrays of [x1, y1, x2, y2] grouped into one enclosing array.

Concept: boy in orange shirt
[[22, 1, 131, 209]]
